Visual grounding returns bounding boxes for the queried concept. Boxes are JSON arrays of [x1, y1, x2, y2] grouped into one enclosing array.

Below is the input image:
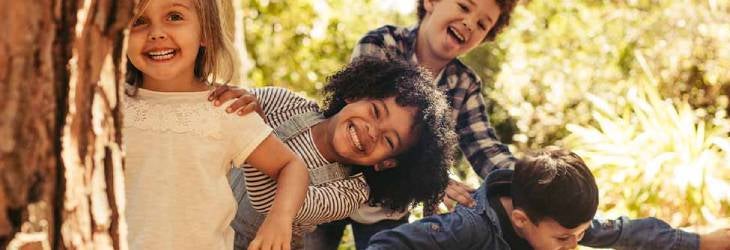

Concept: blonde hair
[[126, 0, 240, 91]]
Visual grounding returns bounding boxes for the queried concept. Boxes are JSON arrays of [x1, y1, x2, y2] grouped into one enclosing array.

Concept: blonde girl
[[123, 0, 308, 249]]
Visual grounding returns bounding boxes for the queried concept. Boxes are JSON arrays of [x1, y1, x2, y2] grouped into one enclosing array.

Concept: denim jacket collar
[[473, 169, 515, 238]]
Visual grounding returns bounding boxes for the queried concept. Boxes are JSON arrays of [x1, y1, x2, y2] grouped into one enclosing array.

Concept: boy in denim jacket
[[368, 148, 730, 250]]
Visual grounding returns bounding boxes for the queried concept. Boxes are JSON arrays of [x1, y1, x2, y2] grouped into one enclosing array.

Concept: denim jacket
[[367, 170, 699, 250]]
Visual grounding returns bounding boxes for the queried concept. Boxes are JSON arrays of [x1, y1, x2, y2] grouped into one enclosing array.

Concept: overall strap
[[273, 111, 325, 141], [272, 111, 352, 185]]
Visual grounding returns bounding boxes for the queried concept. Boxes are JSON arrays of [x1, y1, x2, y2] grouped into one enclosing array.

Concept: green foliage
[[562, 76, 730, 226], [490, 0, 730, 152], [242, 0, 414, 97]]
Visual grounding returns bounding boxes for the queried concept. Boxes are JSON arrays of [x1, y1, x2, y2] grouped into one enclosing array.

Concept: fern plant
[[562, 62, 730, 227]]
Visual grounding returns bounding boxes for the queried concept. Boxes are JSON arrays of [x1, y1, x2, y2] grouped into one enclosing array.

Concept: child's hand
[[700, 228, 730, 250], [442, 179, 476, 211], [208, 85, 263, 117], [248, 215, 293, 250]]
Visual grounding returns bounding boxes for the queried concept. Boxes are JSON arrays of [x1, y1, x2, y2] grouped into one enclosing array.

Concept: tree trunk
[[1, 0, 133, 249], [229, 0, 252, 84]]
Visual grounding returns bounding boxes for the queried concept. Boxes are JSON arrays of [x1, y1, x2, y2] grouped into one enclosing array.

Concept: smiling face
[[326, 96, 421, 169], [127, 0, 203, 87], [419, 0, 501, 61]]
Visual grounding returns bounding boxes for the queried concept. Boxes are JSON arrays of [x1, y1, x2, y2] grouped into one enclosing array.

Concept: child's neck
[[310, 118, 340, 163], [415, 28, 451, 76], [500, 197, 528, 240], [142, 75, 209, 92]]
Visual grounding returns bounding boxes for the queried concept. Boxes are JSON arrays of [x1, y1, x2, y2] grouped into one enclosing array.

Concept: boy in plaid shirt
[[305, 0, 521, 249]]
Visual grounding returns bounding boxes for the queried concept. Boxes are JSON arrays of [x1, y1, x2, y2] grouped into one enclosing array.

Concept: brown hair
[[125, 0, 239, 93], [511, 147, 599, 228], [416, 0, 519, 42]]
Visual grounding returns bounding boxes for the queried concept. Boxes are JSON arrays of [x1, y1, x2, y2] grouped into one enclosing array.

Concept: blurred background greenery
[[237, 0, 730, 248]]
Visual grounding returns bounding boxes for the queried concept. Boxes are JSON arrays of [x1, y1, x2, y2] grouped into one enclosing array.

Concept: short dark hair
[[511, 148, 599, 228], [321, 57, 457, 213], [416, 0, 519, 42]]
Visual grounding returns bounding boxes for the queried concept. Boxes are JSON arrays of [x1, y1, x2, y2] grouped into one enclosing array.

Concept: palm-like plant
[[562, 53, 730, 227]]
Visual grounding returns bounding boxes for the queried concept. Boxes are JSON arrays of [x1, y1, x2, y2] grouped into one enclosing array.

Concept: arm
[[699, 228, 730, 250], [579, 216, 700, 250], [245, 135, 309, 250], [295, 176, 369, 225], [456, 81, 516, 179], [367, 206, 494, 250]]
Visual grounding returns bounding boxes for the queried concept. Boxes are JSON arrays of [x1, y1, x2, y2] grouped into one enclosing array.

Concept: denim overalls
[[229, 111, 352, 249]]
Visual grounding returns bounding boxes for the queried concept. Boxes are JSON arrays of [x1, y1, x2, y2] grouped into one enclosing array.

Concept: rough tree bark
[[0, 0, 134, 249]]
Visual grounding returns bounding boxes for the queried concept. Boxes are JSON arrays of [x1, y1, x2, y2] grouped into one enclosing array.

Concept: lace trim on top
[[123, 88, 224, 139]]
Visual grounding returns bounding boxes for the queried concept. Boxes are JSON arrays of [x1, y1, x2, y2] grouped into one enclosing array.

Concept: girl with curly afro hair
[[213, 57, 457, 249]]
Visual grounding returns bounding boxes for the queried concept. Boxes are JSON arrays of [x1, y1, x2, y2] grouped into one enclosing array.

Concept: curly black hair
[[417, 0, 519, 42], [321, 57, 457, 213]]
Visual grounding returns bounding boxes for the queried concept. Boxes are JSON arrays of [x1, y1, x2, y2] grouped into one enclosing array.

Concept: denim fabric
[[305, 217, 409, 250], [303, 219, 350, 250], [229, 110, 354, 250], [368, 183, 509, 250], [367, 170, 700, 250]]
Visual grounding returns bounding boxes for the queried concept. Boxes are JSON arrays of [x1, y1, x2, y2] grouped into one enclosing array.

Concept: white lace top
[[123, 88, 272, 250]]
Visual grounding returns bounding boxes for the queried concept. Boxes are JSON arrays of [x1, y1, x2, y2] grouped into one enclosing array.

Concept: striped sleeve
[[241, 87, 311, 213], [295, 175, 369, 225], [239, 87, 370, 226]]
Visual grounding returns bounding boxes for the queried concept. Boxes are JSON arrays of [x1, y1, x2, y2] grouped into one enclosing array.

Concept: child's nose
[[461, 20, 473, 32], [149, 33, 166, 41], [148, 27, 167, 41], [365, 123, 380, 142]]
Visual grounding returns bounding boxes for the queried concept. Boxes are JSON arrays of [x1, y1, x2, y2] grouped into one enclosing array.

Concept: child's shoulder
[[251, 86, 313, 105], [361, 25, 413, 42], [356, 25, 415, 59], [250, 86, 319, 116], [445, 59, 483, 85], [366, 25, 409, 35]]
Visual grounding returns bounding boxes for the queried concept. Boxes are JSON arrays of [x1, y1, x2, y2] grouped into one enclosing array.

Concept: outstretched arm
[[580, 216, 703, 250]]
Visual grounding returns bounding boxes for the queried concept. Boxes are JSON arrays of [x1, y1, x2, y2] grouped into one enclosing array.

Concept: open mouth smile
[[348, 123, 365, 152], [145, 48, 177, 61], [447, 26, 466, 44]]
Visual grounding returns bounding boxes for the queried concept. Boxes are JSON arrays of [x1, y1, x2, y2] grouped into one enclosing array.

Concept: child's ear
[[374, 159, 397, 171], [424, 0, 437, 14], [511, 209, 530, 229]]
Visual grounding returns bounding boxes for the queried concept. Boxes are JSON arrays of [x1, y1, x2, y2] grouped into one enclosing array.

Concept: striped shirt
[[353, 25, 516, 178], [240, 87, 369, 231]]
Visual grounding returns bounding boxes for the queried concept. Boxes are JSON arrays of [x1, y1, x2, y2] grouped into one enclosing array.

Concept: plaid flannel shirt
[[352, 25, 515, 178]]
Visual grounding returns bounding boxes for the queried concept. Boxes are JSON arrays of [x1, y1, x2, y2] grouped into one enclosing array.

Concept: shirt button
[[430, 223, 440, 231]]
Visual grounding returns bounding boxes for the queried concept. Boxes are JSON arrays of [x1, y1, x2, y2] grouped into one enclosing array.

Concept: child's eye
[[167, 12, 184, 21], [372, 103, 380, 118], [458, 3, 469, 12], [132, 17, 148, 27], [557, 237, 570, 242], [478, 21, 487, 30], [385, 137, 394, 150]]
